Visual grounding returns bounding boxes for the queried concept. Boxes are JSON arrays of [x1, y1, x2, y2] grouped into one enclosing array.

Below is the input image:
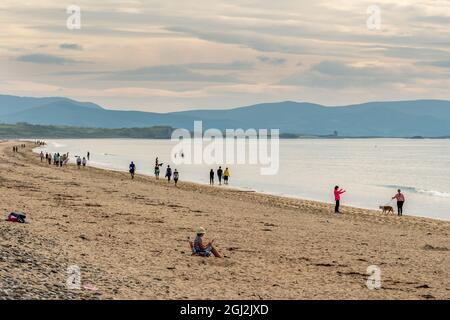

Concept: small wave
[[383, 185, 450, 198], [51, 142, 67, 148], [89, 161, 112, 167], [417, 189, 450, 198]]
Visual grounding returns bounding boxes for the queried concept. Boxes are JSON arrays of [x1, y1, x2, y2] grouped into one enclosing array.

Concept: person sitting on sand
[[189, 227, 222, 258], [129, 161, 136, 179], [224, 167, 230, 185], [173, 169, 179, 186], [334, 186, 346, 213], [392, 189, 405, 216], [165, 165, 172, 182]]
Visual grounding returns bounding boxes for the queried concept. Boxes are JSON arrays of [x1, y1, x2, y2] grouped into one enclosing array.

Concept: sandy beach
[[0, 141, 448, 300]]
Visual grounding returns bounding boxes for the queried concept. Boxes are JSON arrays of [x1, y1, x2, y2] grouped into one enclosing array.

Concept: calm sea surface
[[36, 139, 450, 220]]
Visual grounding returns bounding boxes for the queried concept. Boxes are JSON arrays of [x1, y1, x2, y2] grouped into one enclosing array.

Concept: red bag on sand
[[6, 212, 26, 223], [7, 214, 19, 222]]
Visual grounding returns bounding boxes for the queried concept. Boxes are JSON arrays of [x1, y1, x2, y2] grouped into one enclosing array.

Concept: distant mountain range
[[1, 94, 450, 137]]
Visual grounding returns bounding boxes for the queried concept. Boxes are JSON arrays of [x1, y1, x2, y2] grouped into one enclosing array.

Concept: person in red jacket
[[334, 186, 346, 213]]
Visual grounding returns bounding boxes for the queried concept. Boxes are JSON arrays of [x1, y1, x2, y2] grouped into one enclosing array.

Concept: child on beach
[[129, 161, 136, 179], [334, 186, 346, 213], [173, 169, 179, 186], [165, 165, 172, 182], [82, 157, 87, 167], [189, 227, 222, 258], [224, 168, 230, 185], [76, 156, 82, 169]]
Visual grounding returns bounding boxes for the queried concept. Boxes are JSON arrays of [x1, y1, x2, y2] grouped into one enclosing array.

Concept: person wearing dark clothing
[[129, 162, 136, 179], [217, 166, 223, 185], [209, 169, 214, 185], [165, 165, 172, 182]]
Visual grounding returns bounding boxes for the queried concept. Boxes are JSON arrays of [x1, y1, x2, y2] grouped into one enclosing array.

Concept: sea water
[[36, 138, 450, 220]]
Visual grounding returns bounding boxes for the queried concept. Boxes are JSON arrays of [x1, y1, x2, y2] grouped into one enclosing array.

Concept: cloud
[[16, 53, 80, 65], [60, 43, 83, 51], [185, 61, 253, 70], [279, 60, 422, 88], [257, 56, 286, 65], [418, 60, 450, 68], [100, 65, 240, 82]]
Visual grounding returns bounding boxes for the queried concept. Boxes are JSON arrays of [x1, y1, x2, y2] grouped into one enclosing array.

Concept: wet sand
[[0, 141, 448, 300]]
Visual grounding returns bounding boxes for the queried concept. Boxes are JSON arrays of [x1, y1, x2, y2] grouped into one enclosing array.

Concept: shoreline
[[1, 141, 449, 299], [33, 144, 450, 223]]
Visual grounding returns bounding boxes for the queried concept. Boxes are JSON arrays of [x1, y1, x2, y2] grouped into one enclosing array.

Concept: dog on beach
[[379, 205, 394, 214]]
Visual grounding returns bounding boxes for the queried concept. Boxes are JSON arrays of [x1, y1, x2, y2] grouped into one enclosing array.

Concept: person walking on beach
[[392, 189, 405, 216], [87, 151, 90, 161], [173, 169, 179, 187], [334, 186, 346, 213], [129, 161, 136, 179], [165, 165, 172, 182], [76, 156, 82, 169], [48, 153, 52, 165], [40, 151, 44, 162], [209, 169, 214, 185], [82, 157, 87, 167], [217, 166, 223, 185], [224, 167, 230, 185], [189, 227, 222, 258]]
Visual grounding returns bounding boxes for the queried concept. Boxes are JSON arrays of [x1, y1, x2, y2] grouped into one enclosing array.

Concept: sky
[[1, 0, 450, 112]]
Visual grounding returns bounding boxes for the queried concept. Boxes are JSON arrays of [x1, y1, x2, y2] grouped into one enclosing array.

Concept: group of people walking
[[130, 159, 180, 186], [209, 166, 230, 186], [129, 158, 231, 188], [12, 144, 26, 153], [334, 186, 406, 216], [39, 150, 89, 169]]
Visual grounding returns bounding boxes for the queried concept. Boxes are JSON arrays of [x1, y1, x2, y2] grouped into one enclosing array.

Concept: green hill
[[0, 123, 173, 139]]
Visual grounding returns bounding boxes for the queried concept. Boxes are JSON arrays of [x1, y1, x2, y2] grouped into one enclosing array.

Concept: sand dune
[[0, 141, 448, 300]]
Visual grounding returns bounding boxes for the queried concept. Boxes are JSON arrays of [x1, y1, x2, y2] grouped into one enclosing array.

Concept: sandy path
[[0, 141, 448, 300]]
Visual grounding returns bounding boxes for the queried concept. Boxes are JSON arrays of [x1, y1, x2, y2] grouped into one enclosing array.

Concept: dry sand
[[0, 141, 448, 300]]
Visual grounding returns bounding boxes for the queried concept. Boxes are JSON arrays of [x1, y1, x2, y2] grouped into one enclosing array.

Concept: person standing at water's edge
[[334, 186, 346, 213], [224, 167, 230, 185], [209, 169, 214, 185], [217, 166, 223, 185], [129, 161, 136, 179], [165, 165, 172, 182], [154, 165, 160, 180], [392, 189, 405, 216], [87, 151, 90, 161], [173, 169, 179, 187]]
